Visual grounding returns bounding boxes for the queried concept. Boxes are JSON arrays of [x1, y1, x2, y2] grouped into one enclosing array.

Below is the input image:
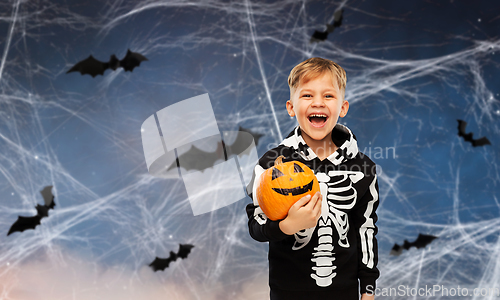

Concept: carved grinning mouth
[[272, 180, 314, 196]]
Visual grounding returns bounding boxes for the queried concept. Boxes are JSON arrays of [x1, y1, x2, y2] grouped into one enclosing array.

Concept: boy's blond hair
[[288, 57, 347, 98]]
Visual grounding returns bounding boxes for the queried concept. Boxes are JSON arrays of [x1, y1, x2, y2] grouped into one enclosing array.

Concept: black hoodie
[[246, 124, 379, 295]]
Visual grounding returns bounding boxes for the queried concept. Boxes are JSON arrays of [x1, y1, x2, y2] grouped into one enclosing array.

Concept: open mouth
[[272, 180, 314, 196], [308, 113, 328, 127]]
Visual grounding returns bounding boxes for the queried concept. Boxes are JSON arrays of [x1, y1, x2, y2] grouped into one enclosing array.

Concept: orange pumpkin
[[257, 155, 320, 220]]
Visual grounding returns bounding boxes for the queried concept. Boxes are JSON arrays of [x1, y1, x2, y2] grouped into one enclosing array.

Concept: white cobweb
[[0, 0, 499, 299]]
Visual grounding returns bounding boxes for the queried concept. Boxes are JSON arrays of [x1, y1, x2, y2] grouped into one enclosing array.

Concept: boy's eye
[[325, 95, 334, 98], [302, 94, 312, 98]]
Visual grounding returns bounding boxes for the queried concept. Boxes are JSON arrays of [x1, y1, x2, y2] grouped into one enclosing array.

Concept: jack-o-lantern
[[257, 155, 320, 220]]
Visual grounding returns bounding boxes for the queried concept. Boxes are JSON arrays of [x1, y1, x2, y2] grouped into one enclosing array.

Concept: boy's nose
[[311, 97, 326, 106]]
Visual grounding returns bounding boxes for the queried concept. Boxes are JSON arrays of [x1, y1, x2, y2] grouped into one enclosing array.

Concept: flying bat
[[225, 126, 263, 157], [237, 126, 264, 146], [66, 49, 148, 77], [310, 9, 344, 42], [168, 126, 262, 172], [390, 234, 438, 256], [149, 244, 195, 271], [7, 186, 55, 236], [457, 119, 491, 147]]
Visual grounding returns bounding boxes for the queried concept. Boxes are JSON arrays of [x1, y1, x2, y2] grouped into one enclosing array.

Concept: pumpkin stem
[[275, 155, 284, 165]]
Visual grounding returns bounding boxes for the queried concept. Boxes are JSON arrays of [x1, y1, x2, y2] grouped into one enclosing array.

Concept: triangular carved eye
[[293, 163, 304, 173], [272, 167, 285, 180]]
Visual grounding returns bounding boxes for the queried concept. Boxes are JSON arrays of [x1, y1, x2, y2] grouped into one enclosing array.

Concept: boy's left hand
[[361, 293, 374, 300], [279, 192, 322, 235]]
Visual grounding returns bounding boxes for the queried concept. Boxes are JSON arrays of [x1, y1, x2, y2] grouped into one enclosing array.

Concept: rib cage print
[[294, 170, 364, 287]]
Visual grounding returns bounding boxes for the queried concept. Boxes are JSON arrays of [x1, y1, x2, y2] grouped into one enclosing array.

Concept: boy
[[246, 57, 379, 299]]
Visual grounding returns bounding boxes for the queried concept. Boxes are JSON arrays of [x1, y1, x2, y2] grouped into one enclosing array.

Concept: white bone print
[[311, 215, 337, 286], [302, 170, 364, 287], [325, 170, 364, 248]]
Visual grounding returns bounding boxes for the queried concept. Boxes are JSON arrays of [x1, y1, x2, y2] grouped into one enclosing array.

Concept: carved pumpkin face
[[256, 156, 320, 220]]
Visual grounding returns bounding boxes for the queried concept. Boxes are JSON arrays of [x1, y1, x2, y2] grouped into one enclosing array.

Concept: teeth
[[309, 114, 327, 118]]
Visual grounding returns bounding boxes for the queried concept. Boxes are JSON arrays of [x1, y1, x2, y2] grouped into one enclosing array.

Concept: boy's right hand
[[279, 192, 322, 235]]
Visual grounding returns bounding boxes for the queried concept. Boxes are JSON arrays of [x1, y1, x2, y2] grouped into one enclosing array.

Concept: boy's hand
[[279, 192, 322, 235], [361, 293, 374, 300]]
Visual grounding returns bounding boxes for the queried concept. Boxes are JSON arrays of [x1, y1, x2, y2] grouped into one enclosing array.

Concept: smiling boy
[[246, 57, 379, 299], [286, 66, 349, 160]]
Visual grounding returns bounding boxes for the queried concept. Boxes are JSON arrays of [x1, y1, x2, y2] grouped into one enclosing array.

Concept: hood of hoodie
[[280, 124, 359, 165]]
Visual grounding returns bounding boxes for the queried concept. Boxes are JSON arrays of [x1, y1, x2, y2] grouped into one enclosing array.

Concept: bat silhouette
[[168, 126, 262, 172], [390, 234, 438, 256], [310, 9, 344, 42], [237, 126, 264, 146], [66, 49, 148, 77], [7, 186, 55, 236], [149, 244, 195, 271], [457, 119, 491, 147]]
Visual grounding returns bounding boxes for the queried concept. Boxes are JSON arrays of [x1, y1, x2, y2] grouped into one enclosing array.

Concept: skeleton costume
[[246, 124, 379, 299]]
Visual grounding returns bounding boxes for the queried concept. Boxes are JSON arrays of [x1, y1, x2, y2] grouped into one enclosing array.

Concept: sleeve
[[245, 149, 290, 242], [351, 166, 380, 295]]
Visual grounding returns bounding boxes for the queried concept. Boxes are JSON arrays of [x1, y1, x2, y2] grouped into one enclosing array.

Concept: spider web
[[0, 0, 499, 299]]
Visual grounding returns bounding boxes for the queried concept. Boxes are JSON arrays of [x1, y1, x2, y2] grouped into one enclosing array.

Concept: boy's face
[[286, 72, 349, 145]]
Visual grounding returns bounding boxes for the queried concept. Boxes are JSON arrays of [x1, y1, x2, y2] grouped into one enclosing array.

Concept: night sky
[[1, 0, 499, 299]]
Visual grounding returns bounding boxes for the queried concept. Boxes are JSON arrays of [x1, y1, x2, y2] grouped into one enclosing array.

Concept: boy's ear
[[339, 100, 349, 118], [286, 100, 295, 117]]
